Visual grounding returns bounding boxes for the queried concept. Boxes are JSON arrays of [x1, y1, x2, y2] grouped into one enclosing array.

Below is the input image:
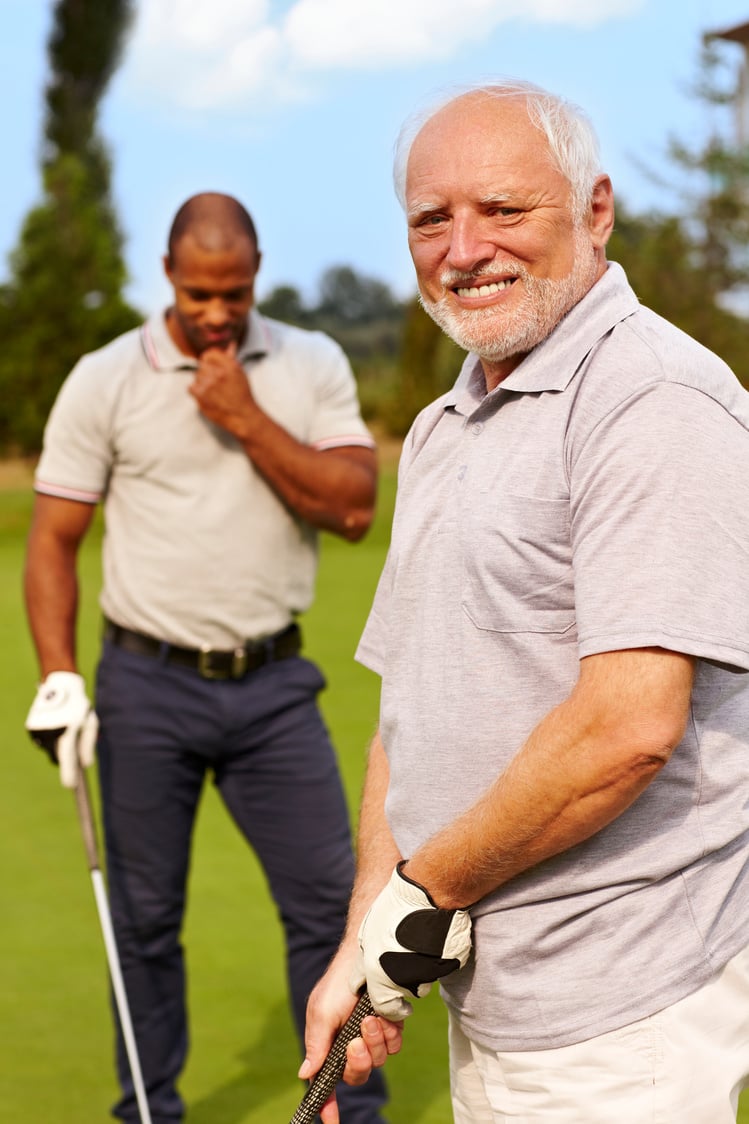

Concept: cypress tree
[[0, 0, 139, 453]]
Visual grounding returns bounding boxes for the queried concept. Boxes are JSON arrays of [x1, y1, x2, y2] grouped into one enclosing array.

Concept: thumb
[[299, 995, 355, 1080], [298, 1025, 331, 1080]]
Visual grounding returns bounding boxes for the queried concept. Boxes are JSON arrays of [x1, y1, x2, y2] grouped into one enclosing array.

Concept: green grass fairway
[[1, 462, 748, 1123], [0, 463, 452, 1124]]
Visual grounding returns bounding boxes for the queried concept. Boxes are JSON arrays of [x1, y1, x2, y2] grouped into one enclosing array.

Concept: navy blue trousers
[[95, 640, 387, 1124]]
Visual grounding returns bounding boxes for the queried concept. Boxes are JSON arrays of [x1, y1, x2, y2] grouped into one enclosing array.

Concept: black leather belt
[[103, 619, 301, 680]]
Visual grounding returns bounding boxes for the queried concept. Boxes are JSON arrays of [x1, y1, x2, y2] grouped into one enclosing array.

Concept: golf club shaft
[[74, 769, 154, 1124], [289, 990, 375, 1124]]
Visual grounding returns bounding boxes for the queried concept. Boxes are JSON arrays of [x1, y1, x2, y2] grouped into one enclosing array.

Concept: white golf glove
[[350, 862, 472, 1022], [25, 672, 98, 789]]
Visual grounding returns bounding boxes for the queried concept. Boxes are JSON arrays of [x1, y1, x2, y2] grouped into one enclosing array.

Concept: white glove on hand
[[350, 861, 472, 1022], [25, 672, 98, 789]]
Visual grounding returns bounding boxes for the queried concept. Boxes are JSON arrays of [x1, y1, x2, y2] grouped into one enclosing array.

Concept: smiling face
[[405, 92, 612, 387], [164, 232, 260, 357]]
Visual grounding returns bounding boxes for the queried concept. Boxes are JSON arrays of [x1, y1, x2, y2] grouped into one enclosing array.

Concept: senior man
[[300, 81, 749, 1123]]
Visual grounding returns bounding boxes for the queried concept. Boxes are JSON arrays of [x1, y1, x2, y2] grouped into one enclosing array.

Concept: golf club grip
[[289, 991, 375, 1124]]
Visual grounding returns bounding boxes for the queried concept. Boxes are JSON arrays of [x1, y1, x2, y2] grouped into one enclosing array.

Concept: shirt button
[[471, 422, 483, 435]]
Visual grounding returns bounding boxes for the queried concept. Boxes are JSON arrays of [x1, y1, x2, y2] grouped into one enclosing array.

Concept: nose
[[204, 297, 230, 325], [446, 213, 496, 273]]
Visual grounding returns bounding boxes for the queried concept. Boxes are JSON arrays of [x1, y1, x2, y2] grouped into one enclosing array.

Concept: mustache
[[439, 261, 528, 287]]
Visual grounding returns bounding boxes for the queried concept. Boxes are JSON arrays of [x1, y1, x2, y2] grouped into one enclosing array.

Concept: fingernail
[[298, 1059, 311, 1079], [349, 1037, 367, 1057]]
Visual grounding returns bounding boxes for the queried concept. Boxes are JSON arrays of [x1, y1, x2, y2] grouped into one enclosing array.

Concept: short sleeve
[[35, 356, 114, 502], [570, 382, 749, 670], [355, 546, 395, 675], [306, 337, 374, 451], [355, 419, 428, 675]]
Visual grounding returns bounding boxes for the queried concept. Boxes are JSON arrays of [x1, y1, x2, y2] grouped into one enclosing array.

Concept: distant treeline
[[0, 8, 747, 454]]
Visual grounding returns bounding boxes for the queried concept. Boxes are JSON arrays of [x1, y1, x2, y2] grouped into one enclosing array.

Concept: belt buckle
[[198, 645, 228, 680]]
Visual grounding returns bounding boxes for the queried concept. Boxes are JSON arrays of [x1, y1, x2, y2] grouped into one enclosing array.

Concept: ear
[[588, 175, 615, 249], [162, 253, 174, 285]]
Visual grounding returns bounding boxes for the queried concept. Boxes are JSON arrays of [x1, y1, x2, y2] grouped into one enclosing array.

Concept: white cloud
[[124, 0, 644, 109], [283, 0, 642, 69], [136, 0, 271, 51], [167, 27, 286, 108], [284, 0, 499, 68]]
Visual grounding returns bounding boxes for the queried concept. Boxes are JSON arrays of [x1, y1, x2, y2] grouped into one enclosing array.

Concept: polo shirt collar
[[140, 307, 272, 371], [446, 262, 640, 414]]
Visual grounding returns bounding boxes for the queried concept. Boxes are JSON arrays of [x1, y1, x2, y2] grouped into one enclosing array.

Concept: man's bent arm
[[237, 432, 377, 543], [404, 646, 695, 908], [187, 347, 377, 541], [24, 494, 96, 676]]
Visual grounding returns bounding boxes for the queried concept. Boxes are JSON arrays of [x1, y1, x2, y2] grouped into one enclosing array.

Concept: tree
[[0, 0, 138, 454], [316, 265, 402, 324], [381, 297, 465, 436], [259, 265, 407, 369], [258, 284, 310, 326], [608, 39, 749, 386], [673, 38, 749, 297]]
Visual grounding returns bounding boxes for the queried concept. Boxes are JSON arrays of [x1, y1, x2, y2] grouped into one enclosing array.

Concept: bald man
[[24, 193, 387, 1124], [301, 83, 749, 1124]]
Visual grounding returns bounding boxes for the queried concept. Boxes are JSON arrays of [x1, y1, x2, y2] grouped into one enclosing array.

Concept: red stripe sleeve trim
[[35, 481, 101, 504], [312, 435, 376, 451]]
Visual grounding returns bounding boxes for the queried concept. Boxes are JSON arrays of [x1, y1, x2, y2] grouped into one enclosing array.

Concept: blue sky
[[2, 0, 748, 313]]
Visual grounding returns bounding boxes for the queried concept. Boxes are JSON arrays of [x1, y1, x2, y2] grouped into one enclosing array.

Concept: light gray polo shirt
[[36, 309, 374, 647], [357, 262, 749, 1051]]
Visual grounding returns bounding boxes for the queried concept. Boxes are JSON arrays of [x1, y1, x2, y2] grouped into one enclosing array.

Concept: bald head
[[394, 80, 602, 223], [162, 193, 262, 358], [166, 193, 259, 265]]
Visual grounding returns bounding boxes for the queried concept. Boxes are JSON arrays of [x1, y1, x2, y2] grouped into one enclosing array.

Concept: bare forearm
[[405, 649, 695, 908], [188, 346, 377, 539], [238, 413, 376, 540], [24, 496, 94, 677], [25, 540, 80, 675], [406, 708, 659, 907], [344, 733, 402, 947]]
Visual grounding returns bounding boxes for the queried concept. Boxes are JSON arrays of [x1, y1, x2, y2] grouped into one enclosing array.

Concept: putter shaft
[[74, 769, 153, 1124]]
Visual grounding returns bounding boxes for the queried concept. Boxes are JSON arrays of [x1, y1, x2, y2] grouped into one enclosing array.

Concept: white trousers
[[449, 944, 749, 1123]]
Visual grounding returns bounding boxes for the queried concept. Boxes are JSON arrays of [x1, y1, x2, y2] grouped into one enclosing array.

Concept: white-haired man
[[300, 81, 749, 1123]]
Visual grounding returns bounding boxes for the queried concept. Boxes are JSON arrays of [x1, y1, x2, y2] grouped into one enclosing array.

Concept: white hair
[[392, 78, 603, 223]]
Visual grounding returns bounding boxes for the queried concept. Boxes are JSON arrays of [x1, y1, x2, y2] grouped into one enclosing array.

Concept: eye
[[186, 289, 210, 302], [412, 212, 448, 230]]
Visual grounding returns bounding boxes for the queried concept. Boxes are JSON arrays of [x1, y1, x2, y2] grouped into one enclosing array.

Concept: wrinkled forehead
[[405, 92, 565, 209], [411, 91, 537, 153]]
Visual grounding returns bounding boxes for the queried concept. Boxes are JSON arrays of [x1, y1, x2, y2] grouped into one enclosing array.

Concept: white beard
[[419, 228, 599, 364]]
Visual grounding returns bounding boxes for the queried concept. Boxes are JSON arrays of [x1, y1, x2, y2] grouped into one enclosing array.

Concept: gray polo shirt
[[357, 263, 749, 1051], [36, 309, 374, 647]]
